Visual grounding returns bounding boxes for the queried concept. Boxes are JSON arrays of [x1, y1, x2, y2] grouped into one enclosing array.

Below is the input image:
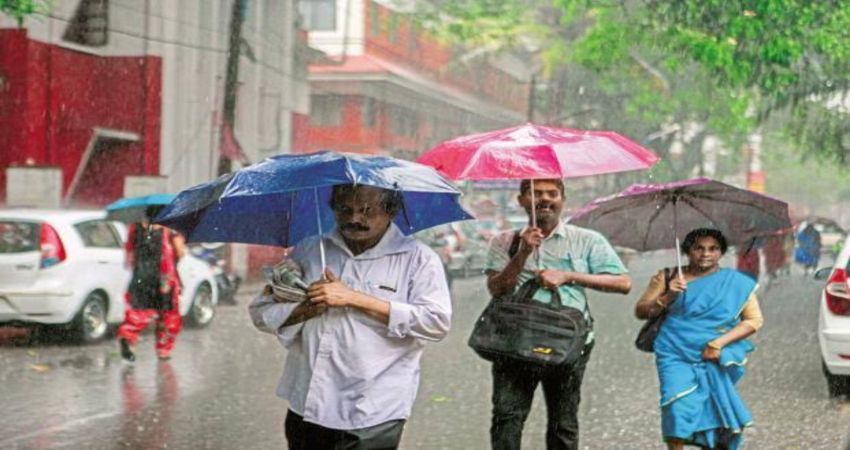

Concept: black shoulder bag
[[634, 268, 676, 353], [468, 232, 591, 367]]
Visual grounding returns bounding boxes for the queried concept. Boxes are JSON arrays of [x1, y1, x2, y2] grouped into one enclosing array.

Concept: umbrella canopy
[[568, 177, 792, 252], [154, 151, 473, 247], [416, 123, 659, 180], [106, 194, 177, 223]]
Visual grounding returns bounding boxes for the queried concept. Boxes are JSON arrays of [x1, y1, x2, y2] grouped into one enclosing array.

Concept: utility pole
[[218, 0, 246, 176], [526, 74, 536, 122]]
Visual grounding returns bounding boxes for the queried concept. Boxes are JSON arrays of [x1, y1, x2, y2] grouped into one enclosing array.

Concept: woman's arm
[[702, 293, 762, 361], [634, 270, 668, 319]]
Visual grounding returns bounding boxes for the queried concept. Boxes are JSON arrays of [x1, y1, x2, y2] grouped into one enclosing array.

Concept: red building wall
[[0, 29, 161, 206], [363, 1, 527, 112]]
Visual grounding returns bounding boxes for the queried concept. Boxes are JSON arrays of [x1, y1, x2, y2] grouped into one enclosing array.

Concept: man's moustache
[[341, 224, 369, 231]]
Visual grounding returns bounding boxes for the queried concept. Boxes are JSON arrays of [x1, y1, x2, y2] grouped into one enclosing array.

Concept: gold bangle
[[706, 341, 722, 350], [654, 297, 667, 308]]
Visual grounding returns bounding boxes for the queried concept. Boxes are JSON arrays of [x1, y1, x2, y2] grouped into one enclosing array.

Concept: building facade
[[294, 0, 531, 158], [0, 0, 309, 207]]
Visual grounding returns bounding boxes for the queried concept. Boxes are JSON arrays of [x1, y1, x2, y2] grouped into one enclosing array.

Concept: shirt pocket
[[364, 277, 403, 302], [561, 254, 588, 274]]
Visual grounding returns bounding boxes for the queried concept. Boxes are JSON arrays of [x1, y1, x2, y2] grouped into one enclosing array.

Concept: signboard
[[6, 167, 63, 208], [124, 176, 168, 198]]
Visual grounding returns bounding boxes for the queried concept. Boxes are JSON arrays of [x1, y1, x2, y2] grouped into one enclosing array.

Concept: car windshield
[[0, 220, 40, 253]]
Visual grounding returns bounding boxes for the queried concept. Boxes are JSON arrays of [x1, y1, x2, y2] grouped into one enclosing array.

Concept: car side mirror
[[813, 267, 832, 281]]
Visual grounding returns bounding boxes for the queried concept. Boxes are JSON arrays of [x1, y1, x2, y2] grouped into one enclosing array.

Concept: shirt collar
[[327, 223, 414, 259]]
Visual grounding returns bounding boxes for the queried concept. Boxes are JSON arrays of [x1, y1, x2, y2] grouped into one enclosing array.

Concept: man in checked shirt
[[249, 184, 452, 449]]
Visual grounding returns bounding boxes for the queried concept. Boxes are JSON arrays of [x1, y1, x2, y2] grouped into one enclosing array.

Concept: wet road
[[1, 252, 848, 449]]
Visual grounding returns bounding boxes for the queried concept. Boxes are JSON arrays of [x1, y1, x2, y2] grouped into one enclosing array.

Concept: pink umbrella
[[417, 123, 659, 227], [417, 123, 659, 181]]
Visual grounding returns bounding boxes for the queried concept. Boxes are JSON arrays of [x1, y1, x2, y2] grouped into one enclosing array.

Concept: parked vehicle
[[0, 209, 218, 342], [813, 233, 850, 397], [188, 243, 241, 305]]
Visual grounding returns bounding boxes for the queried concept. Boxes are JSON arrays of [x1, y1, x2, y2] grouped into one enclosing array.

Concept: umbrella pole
[[530, 179, 541, 268], [673, 198, 683, 278], [314, 187, 327, 279], [530, 180, 537, 229]]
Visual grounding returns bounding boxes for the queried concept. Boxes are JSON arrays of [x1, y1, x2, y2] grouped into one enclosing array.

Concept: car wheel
[[72, 292, 109, 343], [186, 283, 215, 328], [823, 360, 850, 398]]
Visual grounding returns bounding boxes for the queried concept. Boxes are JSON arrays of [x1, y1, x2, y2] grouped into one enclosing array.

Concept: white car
[[0, 209, 218, 343], [814, 233, 850, 397]]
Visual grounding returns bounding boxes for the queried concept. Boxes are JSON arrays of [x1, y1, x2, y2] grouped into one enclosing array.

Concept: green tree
[[0, 0, 51, 27], [418, 0, 850, 165]]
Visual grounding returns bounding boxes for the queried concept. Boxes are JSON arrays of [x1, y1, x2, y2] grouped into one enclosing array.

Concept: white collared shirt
[[249, 224, 451, 430]]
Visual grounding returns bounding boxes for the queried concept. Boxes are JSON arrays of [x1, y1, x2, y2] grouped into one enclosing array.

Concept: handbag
[[634, 268, 676, 353], [468, 232, 592, 368]]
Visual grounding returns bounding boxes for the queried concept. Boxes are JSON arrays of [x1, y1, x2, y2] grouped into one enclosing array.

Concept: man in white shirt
[[250, 184, 452, 449]]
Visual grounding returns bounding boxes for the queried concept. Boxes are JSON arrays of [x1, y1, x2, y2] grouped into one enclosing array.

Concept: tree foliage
[[417, 0, 850, 165], [0, 0, 50, 27]]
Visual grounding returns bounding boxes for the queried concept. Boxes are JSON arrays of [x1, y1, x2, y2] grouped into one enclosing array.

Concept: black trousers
[[285, 410, 405, 450], [490, 343, 594, 450]]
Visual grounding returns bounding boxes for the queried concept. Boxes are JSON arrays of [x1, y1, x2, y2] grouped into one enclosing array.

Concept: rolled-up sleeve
[[248, 294, 303, 347], [386, 249, 452, 342]]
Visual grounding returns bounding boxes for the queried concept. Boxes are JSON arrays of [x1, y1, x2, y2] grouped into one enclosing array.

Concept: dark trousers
[[490, 343, 594, 450], [285, 410, 405, 450]]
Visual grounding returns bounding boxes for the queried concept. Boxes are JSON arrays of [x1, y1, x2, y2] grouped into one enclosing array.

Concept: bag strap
[[506, 230, 592, 323], [662, 267, 678, 307], [508, 231, 522, 258]]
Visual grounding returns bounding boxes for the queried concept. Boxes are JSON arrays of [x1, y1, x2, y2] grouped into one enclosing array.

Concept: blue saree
[[654, 268, 757, 449]]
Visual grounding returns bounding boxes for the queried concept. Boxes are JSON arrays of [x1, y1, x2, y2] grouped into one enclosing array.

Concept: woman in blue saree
[[635, 228, 764, 450]]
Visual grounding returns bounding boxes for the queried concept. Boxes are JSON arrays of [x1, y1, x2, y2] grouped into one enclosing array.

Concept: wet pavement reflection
[[0, 252, 848, 449]]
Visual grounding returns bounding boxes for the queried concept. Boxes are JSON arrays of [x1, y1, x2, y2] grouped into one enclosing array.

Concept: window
[[0, 221, 39, 253], [310, 95, 344, 127], [388, 106, 419, 137], [388, 14, 398, 43], [63, 0, 109, 47], [370, 3, 381, 36], [75, 220, 121, 248], [362, 97, 377, 128], [299, 0, 336, 31]]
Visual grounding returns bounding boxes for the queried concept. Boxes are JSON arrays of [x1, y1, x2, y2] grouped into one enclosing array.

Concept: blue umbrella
[[154, 151, 473, 250], [106, 194, 177, 223]]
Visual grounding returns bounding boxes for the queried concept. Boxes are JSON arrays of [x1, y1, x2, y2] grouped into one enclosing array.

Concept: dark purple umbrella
[[569, 178, 791, 270]]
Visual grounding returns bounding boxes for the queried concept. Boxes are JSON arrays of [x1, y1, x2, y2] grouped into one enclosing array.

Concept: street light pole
[[218, 0, 246, 176]]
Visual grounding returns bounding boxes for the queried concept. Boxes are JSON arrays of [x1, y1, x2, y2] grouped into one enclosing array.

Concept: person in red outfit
[[117, 207, 186, 361], [736, 239, 762, 282], [763, 234, 787, 281]]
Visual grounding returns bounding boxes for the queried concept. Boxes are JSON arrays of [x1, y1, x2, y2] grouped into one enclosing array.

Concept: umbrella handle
[[673, 197, 683, 278], [530, 180, 542, 268], [675, 236, 683, 278], [314, 187, 327, 280]]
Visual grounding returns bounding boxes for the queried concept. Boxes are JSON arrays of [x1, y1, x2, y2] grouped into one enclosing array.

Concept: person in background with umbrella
[[794, 222, 821, 274], [117, 206, 187, 362], [763, 232, 788, 283], [485, 179, 631, 450], [249, 184, 451, 450], [634, 228, 763, 450], [735, 236, 763, 282]]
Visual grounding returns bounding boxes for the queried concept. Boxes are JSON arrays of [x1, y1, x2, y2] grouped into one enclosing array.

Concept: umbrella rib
[[581, 194, 659, 222], [678, 196, 719, 226], [641, 199, 670, 249], [683, 192, 787, 220]]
